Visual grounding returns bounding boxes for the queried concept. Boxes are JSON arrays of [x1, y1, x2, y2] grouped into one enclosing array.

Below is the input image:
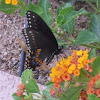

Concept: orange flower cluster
[[86, 73, 100, 98], [50, 50, 94, 84], [5, 0, 18, 5], [17, 84, 25, 97]]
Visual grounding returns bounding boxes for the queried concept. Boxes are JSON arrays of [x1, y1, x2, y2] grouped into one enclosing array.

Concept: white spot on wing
[[28, 12, 30, 14]]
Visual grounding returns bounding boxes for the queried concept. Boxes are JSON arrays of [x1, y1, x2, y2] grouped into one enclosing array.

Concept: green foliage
[[12, 93, 24, 100], [57, 3, 72, 15], [92, 56, 100, 76], [0, 3, 18, 15], [89, 14, 100, 42], [25, 79, 40, 93], [56, 3, 87, 34], [74, 30, 99, 44], [60, 86, 82, 100], [43, 88, 59, 100], [57, 8, 88, 26], [21, 69, 33, 83], [38, 0, 53, 25], [24, 94, 33, 100], [56, 38, 67, 47], [27, 2, 43, 15], [88, 94, 100, 100], [95, 80, 100, 88], [21, 69, 40, 93], [61, 19, 75, 34], [88, 49, 96, 59], [75, 69, 89, 83]]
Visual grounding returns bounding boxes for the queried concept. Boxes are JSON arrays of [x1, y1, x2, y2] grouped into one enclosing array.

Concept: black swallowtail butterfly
[[22, 11, 62, 70]]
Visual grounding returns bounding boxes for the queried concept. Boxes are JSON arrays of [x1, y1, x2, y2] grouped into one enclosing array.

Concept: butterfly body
[[22, 11, 62, 70]]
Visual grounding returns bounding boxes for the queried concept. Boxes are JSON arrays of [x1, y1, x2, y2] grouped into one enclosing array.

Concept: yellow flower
[[67, 67, 73, 74], [83, 54, 88, 59], [76, 50, 83, 56], [5, 0, 18, 5], [67, 56, 73, 60], [55, 71, 62, 78], [56, 62, 60, 67], [77, 63, 83, 69], [70, 64, 76, 70], [78, 57, 84, 63], [63, 60, 70, 67], [51, 67, 56, 73], [83, 50, 89, 54], [5, 0, 11, 4]]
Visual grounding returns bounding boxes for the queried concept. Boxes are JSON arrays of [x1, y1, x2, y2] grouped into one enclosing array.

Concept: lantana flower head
[[16, 84, 25, 96], [50, 50, 94, 84]]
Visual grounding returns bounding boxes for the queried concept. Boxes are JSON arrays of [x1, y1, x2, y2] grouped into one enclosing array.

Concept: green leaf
[[61, 19, 75, 34], [89, 14, 100, 42], [21, 69, 33, 84], [57, 3, 72, 15], [57, 8, 88, 26], [27, 2, 43, 15], [0, 3, 18, 15], [46, 81, 53, 86], [12, 93, 23, 100], [57, 7, 74, 25], [24, 94, 33, 100], [25, 79, 40, 93], [20, 7, 27, 16], [97, 0, 100, 10], [75, 69, 89, 83], [43, 87, 59, 100], [57, 15, 64, 25], [60, 86, 82, 100], [74, 30, 99, 45], [88, 94, 100, 100], [38, 0, 53, 25], [56, 38, 67, 47], [88, 49, 96, 59], [92, 56, 100, 76]]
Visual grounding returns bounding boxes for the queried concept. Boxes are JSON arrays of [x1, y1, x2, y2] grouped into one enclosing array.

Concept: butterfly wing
[[26, 11, 58, 50], [22, 11, 60, 69]]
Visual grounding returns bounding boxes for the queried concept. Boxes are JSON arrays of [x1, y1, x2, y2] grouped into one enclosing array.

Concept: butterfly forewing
[[26, 11, 58, 49]]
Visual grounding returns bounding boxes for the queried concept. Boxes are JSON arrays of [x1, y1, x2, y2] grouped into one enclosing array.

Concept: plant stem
[[59, 33, 100, 49], [33, 93, 42, 98], [82, 44, 100, 49], [85, 0, 97, 11], [97, 0, 99, 8], [53, 24, 59, 32], [58, 34, 74, 43]]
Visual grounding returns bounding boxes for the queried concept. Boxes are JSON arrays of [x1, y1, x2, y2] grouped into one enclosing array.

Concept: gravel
[[0, 11, 25, 76]]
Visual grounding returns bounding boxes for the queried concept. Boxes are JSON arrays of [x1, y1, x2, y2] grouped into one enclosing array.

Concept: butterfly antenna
[[17, 38, 28, 54], [46, 51, 55, 64], [40, 61, 47, 70]]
